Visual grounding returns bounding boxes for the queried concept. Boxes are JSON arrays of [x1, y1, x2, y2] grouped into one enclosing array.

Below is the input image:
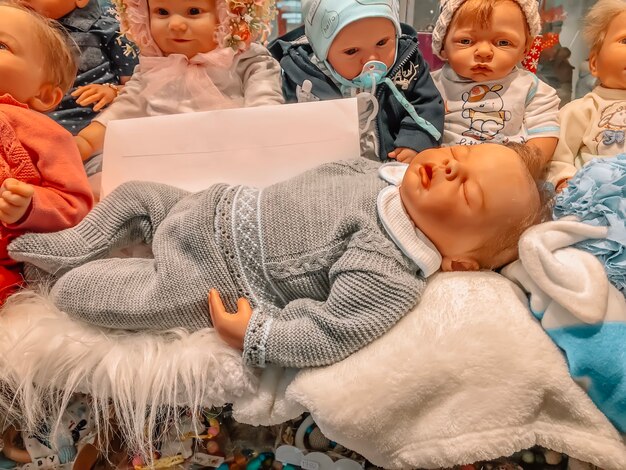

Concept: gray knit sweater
[[9, 159, 435, 368]]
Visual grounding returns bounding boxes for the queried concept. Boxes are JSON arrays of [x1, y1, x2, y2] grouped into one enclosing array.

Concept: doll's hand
[[556, 178, 571, 192], [0, 179, 34, 225], [388, 147, 418, 163], [208, 289, 251, 351], [71, 84, 118, 112]]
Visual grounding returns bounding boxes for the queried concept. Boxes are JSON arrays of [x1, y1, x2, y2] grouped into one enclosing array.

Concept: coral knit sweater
[[0, 94, 93, 266]]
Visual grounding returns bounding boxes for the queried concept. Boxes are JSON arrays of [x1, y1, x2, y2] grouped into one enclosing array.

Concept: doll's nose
[[443, 159, 460, 180], [169, 16, 188, 31], [474, 42, 493, 60]]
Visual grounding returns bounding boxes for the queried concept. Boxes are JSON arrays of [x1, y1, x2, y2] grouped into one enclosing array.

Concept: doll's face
[[326, 17, 397, 80], [442, 0, 529, 82], [589, 11, 626, 90], [0, 7, 56, 111], [21, 0, 88, 19], [149, 0, 218, 59], [399, 144, 538, 269]]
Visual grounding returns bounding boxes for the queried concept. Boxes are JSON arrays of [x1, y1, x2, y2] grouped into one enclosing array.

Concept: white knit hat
[[431, 0, 542, 59]]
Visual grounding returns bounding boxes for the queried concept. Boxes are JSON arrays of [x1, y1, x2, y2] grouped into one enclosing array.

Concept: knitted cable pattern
[[10, 160, 427, 368], [0, 104, 41, 184]]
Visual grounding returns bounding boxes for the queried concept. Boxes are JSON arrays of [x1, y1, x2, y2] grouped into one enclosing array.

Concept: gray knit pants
[[9, 181, 238, 331]]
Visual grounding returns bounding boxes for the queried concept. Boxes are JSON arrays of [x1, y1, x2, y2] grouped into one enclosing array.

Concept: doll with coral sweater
[[75, 0, 284, 160], [0, 1, 93, 302]]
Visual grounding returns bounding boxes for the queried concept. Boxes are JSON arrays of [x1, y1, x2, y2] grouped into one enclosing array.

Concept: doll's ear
[[441, 256, 480, 272], [524, 35, 534, 55], [75, 0, 90, 8], [589, 51, 599, 78], [27, 84, 64, 113]]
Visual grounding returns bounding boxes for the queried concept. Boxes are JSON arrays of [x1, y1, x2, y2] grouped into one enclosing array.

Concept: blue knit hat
[[302, 0, 402, 61]]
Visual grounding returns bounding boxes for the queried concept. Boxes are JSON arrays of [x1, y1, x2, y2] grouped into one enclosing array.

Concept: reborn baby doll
[[431, 0, 560, 164], [22, 0, 139, 137], [269, 0, 444, 162], [0, 1, 93, 302], [74, 0, 284, 161], [10, 143, 544, 369], [548, 0, 626, 190]]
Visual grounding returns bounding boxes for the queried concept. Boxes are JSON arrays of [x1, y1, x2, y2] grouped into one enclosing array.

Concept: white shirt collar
[[377, 163, 442, 277]]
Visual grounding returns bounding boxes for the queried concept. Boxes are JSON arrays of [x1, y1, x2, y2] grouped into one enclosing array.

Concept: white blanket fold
[[512, 219, 611, 322], [503, 219, 626, 435], [233, 272, 626, 469]]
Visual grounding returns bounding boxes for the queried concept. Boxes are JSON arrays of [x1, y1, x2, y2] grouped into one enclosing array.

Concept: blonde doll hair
[[0, 0, 77, 94], [583, 0, 626, 54], [475, 143, 551, 269]]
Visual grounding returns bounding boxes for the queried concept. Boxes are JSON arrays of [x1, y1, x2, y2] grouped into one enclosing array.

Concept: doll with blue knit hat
[[268, 0, 444, 163], [430, 0, 561, 165]]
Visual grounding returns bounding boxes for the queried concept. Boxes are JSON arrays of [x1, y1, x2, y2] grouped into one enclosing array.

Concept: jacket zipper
[[374, 38, 419, 159]]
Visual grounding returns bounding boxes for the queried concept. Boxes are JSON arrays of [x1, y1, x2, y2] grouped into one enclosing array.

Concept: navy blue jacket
[[268, 24, 444, 160], [49, 0, 139, 134]]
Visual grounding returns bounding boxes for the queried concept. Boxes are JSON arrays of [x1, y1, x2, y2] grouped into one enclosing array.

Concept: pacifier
[[353, 60, 388, 88]]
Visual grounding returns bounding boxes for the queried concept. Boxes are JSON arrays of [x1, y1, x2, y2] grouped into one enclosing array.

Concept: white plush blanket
[[0, 272, 624, 468], [232, 272, 626, 469]]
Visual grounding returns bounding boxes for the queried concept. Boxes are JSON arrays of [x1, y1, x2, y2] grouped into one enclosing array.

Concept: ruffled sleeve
[[554, 155, 626, 294]]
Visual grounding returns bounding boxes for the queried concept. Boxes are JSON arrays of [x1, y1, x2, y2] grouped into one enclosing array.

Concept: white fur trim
[[0, 290, 257, 456]]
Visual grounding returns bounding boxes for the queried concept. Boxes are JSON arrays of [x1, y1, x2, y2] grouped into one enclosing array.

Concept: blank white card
[[101, 98, 360, 197]]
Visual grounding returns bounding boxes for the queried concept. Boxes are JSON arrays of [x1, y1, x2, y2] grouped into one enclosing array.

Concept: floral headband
[[219, 0, 276, 50], [110, 0, 276, 57]]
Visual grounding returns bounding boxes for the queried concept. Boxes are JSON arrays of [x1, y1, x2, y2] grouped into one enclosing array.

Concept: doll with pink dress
[[75, 0, 285, 161]]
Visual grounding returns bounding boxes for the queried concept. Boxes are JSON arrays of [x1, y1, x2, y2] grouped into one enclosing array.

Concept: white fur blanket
[[0, 272, 624, 468]]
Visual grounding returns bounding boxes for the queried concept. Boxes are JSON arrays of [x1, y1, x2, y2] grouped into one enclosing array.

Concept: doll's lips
[[172, 38, 191, 43], [419, 166, 432, 189], [471, 65, 491, 72]]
